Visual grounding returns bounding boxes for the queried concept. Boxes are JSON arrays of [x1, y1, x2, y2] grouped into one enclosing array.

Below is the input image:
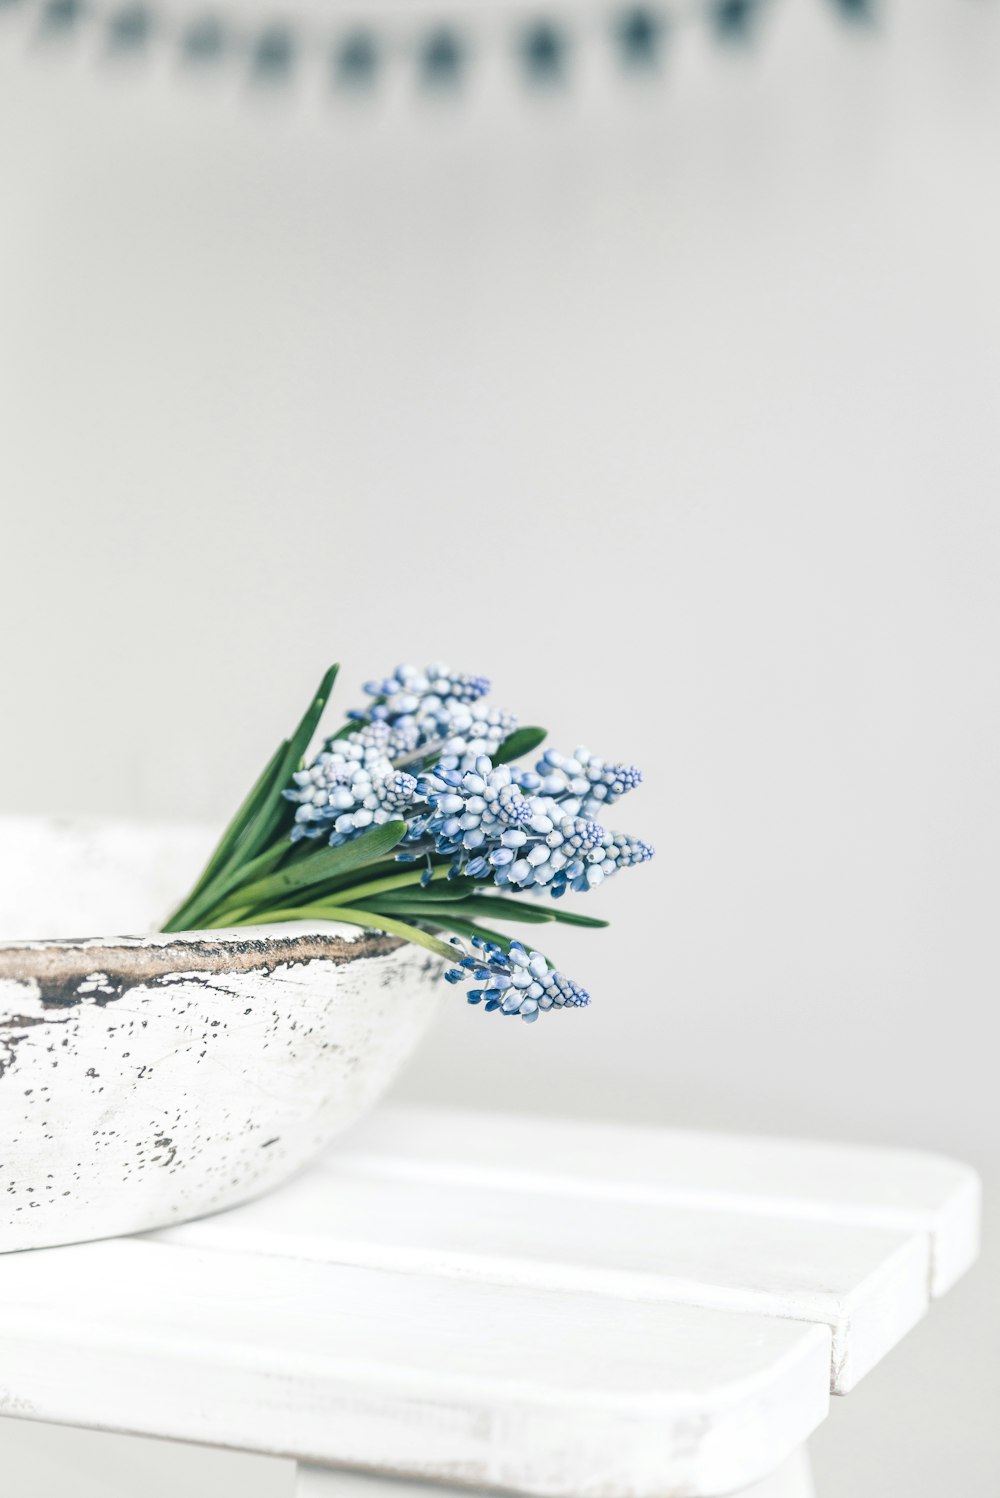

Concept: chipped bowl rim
[[0, 924, 406, 1003]]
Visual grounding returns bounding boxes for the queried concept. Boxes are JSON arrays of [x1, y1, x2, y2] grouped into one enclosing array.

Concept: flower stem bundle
[[163, 662, 653, 1022]]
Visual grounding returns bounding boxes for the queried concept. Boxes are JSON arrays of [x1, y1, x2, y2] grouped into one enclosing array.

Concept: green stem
[[202, 905, 256, 927], [166, 841, 290, 933], [325, 866, 452, 906], [162, 738, 288, 931], [232, 903, 456, 960], [296, 854, 406, 895]]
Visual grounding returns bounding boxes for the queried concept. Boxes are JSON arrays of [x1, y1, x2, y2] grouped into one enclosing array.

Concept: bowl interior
[[0, 816, 217, 942]]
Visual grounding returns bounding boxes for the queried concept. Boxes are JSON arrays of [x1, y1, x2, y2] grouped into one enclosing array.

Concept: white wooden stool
[[0, 1106, 979, 1498]]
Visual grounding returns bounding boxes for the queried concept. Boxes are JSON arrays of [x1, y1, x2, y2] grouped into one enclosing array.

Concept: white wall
[[1, 1, 998, 1492]]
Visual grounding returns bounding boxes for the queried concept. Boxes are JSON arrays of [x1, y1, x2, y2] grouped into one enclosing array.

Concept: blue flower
[[498, 812, 609, 895], [388, 700, 516, 768], [593, 830, 656, 879], [507, 818, 654, 895], [379, 770, 422, 812], [358, 663, 491, 720], [520, 746, 643, 820], [411, 756, 533, 868], [403, 752, 654, 896], [346, 663, 515, 767], [284, 748, 419, 844], [339, 720, 394, 757], [430, 702, 518, 768], [443, 936, 590, 1023], [286, 669, 652, 928]]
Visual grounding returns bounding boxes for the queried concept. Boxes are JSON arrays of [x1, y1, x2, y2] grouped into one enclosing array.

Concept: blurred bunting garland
[[2, 0, 876, 94]]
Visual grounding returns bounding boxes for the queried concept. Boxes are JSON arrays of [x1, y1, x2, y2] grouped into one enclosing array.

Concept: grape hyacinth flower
[[344, 663, 517, 767], [521, 746, 643, 820], [284, 748, 419, 844], [498, 812, 609, 896], [595, 830, 656, 877], [430, 702, 519, 768], [508, 821, 655, 895], [163, 657, 654, 1034], [359, 663, 492, 718], [443, 937, 590, 1023], [414, 756, 534, 866], [407, 752, 655, 900], [386, 698, 517, 767]]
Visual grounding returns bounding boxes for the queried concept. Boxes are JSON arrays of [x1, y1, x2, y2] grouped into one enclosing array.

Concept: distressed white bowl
[[0, 817, 445, 1252]]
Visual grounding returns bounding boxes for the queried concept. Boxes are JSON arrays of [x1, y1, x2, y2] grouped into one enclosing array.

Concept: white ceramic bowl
[[0, 817, 445, 1252]]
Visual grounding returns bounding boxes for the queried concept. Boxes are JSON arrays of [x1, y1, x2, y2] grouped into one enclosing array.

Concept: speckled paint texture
[[0, 820, 446, 1252]]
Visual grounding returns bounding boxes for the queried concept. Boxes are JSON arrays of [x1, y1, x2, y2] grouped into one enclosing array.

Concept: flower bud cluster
[[285, 747, 419, 845], [518, 746, 643, 820], [412, 754, 653, 896], [443, 937, 590, 1023]]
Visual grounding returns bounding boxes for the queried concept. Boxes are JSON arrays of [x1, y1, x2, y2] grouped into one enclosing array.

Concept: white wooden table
[[0, 1107, 979, 1498]]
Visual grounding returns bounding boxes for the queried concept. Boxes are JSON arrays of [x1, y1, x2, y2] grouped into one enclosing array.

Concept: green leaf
[[365, 876, 484, 902], [407, 912, 521, 951], [228, 901, 457, 961], [244, 662, 341, 857], [453, 895, 558, 923], [374, 886, 608, 929], [198, 739, 288, 882], [369, 899, 554, 927], [370, 894, 556, 925], [492, 726, 547, 765], [288, 662, 341, 764], [403, 913, 554, 966], [326, 908, 457, 960], [162, 737, 290, 931], [197, 837, 293, 911], [162, 664, 341, 933], [206, 820, 407, 921], [543, 907, 610, 929], [297, 853, 410, 895], [452, 898, 559, 922]]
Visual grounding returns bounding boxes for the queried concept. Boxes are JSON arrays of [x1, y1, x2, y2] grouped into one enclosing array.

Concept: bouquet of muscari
[[164, 663, 653, 1023]]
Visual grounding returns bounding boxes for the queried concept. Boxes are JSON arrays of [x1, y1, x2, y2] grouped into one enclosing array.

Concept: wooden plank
[[0, 1237, 831, 1498], [329, 1106, 981, 1298], [155, 1105, 978, 1392], [294, 1450, 816, 1498], [159, 1157, 929, 1392]]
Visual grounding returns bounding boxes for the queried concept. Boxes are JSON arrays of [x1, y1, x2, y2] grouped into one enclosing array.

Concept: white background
[[1, 0, 998, 1492]]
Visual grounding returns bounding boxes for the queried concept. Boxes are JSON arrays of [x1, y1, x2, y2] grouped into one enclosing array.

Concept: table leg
[[295, 1446, 815, 1498]]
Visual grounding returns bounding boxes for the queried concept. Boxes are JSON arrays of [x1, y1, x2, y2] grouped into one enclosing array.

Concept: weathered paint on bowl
[[0, 819, 445, 1252]]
